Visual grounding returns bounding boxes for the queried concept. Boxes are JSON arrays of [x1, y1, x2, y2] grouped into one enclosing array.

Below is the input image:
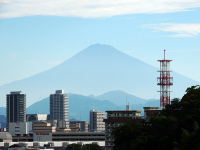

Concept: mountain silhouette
[[96, 90, 147, 105], [0, 44, 198, 106], [0, 92, 157, 122], [26, 94, 123, 121]]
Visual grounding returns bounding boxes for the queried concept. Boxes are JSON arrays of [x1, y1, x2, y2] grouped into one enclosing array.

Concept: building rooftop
[[106, 110, 142, 113], [0, 132, 12, 141], [10, 91, 22, 94]]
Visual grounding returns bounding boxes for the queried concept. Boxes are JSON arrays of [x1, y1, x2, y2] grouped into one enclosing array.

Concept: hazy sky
[[0, 0, 200, 86]]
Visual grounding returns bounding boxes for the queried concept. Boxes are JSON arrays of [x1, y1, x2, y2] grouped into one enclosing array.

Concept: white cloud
[[0, 0, 200, 18], [147, 23, 200, 37]]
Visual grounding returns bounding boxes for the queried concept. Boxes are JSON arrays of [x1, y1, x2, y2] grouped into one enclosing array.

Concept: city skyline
[[1, 1, 200, 149]]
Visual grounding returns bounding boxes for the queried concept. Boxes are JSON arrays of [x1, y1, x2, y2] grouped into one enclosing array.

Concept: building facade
[[104, 108, 142, 150], [143, 107, 160, 122], [9, 122, 28, 136], [50, 90, 69, 128], [90, 110, 105, 132], [70, 121, 88, 132], [6, 91, 26, 131], [33, 121, 56, 141], [26, 114, 49, 132]]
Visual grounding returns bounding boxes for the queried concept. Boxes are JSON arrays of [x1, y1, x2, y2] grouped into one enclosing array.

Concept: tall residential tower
[[90, 110, 105, 132], [50, 90, 69, 128], [6, 91, 26, 131]]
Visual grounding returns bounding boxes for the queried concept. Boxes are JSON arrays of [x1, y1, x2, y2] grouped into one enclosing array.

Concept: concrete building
[[104, 106, 142, 150], [32, 120, 104, 142], [70, 121, 88, 132], [9, 122, 28, 136], [52, 132, 105, 142], [26, 114, 49, 132], [6, 91, 26, 131], [143, 107, 160, 121], [90, 110, 105, 132], [69, 122, 81, 132], [33, 121, 56, 141], [26, 114, 49, 122], [0, 141, 105, 149], [50, 90, 69, 128], [0, 132, 12, 142]]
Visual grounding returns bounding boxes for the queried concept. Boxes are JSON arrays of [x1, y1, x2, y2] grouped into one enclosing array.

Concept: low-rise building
[[70, 121, 88, 132], [69, 122, 81, 132], [26, 114, 49, 132], [0, 132, 12, 142], [104, 106, 142, 150], [143, 107, 160, 121], [52, 132, 105, 141], [9, 122, 28, 136], [33, 121, 56, 141]]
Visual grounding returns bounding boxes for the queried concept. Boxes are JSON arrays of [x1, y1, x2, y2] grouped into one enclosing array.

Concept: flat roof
[[106, 110, 142, 113]]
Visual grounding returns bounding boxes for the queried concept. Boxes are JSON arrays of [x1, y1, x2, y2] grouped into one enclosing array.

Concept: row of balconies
[[105, 138, 114, 141], [105, 133, 112, 137], [105, 142, 114, 146], [106, 129, 113, 132], [105, 123, 122, 127], [108, 113, 134, 117]]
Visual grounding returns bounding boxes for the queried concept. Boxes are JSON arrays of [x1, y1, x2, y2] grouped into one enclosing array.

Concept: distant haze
[[0, 44, 199, 106]]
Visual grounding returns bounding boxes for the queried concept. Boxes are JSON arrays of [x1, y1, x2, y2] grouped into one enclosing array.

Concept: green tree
[[67, 144, 82, 150], [113, 119, 148, 150], [83, 144, 101, 150], [113, 85, 200, 150]]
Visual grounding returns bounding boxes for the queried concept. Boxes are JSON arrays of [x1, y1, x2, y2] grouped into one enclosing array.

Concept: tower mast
[[157, 50, 173, 108]]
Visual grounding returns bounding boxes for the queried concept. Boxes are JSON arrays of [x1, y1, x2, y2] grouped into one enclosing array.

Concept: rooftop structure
[[143, 107, 160, 122], [0, 132, 12, 143], [70, 121, 88, 132]]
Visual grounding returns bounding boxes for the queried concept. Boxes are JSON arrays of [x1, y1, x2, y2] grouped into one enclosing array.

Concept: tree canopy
[[113, 85, 200, 150], [66, 143, 101, 150]]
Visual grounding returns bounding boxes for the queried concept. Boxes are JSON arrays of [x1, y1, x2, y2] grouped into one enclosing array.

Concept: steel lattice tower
[[157, 50, 173, 108]]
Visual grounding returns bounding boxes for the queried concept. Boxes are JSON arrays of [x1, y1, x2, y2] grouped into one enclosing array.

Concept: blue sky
[[0, 0, 200, 86]]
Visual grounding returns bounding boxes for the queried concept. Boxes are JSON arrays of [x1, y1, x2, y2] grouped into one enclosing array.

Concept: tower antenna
[[157, 50, 173, 109]]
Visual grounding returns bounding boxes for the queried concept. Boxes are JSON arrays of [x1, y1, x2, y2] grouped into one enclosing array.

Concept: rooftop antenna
[[126, 101, 130, 111], [164, 49, 166, 60]]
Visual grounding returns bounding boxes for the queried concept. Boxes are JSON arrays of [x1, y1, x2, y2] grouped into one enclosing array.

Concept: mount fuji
[[0, 44, 198, 106]]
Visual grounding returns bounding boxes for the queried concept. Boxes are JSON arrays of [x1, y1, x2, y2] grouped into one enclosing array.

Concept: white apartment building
[[90, 110, 105, 132], [50, 90, 69, 128]]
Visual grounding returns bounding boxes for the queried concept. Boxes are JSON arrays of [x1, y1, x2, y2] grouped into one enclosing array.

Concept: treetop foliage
[[113, 85, 200, 150]]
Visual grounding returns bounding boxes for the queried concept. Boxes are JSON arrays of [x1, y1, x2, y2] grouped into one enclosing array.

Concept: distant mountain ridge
[[26, 93, 125, 121], [25, 93, 160, 121], [0, 44, 198, 106], [96, 90, 147, 105], [0, 92, 159, 122]]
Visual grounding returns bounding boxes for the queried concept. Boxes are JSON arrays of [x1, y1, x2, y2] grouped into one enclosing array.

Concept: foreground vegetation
[[66, 143, 101, 150], [113, 85, 200, 150]]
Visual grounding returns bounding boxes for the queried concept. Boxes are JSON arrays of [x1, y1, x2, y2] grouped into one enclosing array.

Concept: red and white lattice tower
[[157, 50, 173, 109]]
